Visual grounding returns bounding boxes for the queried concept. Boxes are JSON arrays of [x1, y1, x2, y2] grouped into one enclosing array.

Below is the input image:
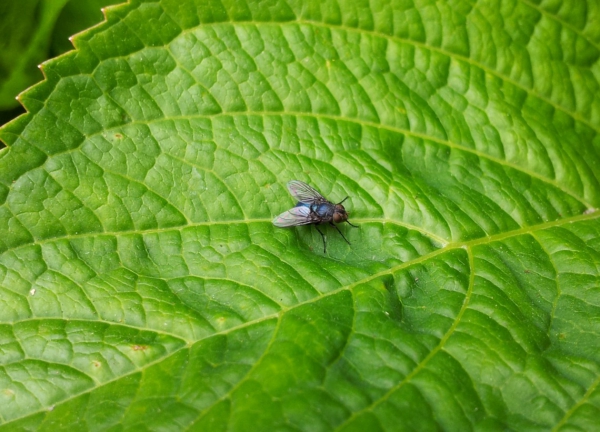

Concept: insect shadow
[[273, 180, 359, 253]]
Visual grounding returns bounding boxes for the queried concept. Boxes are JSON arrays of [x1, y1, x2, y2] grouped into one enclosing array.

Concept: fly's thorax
[[332, 204, 348, 223]]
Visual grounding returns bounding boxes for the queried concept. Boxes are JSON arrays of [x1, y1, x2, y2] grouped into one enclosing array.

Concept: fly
[[273, 180, 359, 253]]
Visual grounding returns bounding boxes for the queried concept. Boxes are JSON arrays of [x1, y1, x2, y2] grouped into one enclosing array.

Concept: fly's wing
[[287, 180, 327, 205], [273, 205, 316, 227]]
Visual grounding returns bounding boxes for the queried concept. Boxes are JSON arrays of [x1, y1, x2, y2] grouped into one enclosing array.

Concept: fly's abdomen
[[312, 203, 334, 219]]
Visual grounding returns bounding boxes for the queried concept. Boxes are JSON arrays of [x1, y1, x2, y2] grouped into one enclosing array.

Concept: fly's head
[[332, 204, 349, 223]]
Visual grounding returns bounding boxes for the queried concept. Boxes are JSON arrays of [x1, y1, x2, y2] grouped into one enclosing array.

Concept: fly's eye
[[333, 212, 342, 223]]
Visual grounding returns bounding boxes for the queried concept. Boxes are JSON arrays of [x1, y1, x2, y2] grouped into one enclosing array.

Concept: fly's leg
[[315, 225, 327, 253], [346, 221, 359, 228], [330, 222, 351, 245]]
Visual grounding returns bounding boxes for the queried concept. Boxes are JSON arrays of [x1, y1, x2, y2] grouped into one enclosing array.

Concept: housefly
[[273, 180, 358, 253]]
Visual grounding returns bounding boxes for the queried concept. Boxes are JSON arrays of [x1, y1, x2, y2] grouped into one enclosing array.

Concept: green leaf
[[1, 0, 599, 430]]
